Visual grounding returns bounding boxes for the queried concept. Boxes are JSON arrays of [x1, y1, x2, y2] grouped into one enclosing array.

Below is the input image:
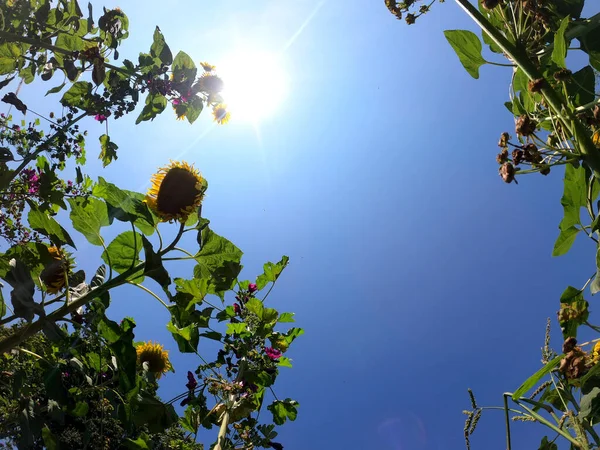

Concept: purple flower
[[248, 283, 257, 293], [234, 303, 241, 315], [67, 180, 73, 187], [28, 186, 39, 194], [180, 397, 190, 406], [265, 347, 282, 360], [186, 371, 197, 390], [172, 98, 181, 106], [95, 114, 107, 123]]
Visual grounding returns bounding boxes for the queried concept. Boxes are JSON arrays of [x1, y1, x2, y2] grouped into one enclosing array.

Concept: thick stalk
[[0, 260, 145, 354], [215, 360, 246, 450], [453, 0, 600, 177]]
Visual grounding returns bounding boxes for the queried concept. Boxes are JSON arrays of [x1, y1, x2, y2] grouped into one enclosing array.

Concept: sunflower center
[[156, 168, 201, 215]]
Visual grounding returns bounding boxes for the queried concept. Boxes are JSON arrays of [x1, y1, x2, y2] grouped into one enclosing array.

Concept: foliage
[[387, 0, 600, 449], [0, 2, 299, 450]]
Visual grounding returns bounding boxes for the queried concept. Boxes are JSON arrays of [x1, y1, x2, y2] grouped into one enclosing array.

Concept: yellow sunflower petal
[[136, 341, 172, 378]]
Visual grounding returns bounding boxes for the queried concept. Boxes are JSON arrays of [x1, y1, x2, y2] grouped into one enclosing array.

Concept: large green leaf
[[101, 231, 144, 281], [28, 207, 76, 248], [512, 355, 562, 400], [150, 26, 172, 65], [142, 236, 170, 289], [135, 93, 167, 124], [256, 256, 289, 290], [194, 226, 243, 279], [553, 226, 580, 256], [93, 177, 155, 234], [267, 399, 299, 425], [69, 197, 110, 246], [580, 387, 600, 424], [443, 30, 487, 79], [567, 65, 596, 106], [60, 81, 93, 109], [167, 321, 199, 353], [552, 16, 570, 68]]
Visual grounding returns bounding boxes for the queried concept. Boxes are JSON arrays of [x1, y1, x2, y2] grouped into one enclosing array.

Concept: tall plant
[[0, 1, 300, 449], [387, 0, 600, 448]]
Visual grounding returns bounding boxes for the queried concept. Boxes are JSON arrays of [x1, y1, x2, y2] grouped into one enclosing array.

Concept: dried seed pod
[[516, 115, 537, 137], [499, 162, 516, 183]]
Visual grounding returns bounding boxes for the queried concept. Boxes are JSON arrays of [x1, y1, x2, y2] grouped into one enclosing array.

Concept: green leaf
[[60, 81, 93, 109], [132, 395, 178, 433], [124, 437, 150, 450], [28, 207, 76, 248], [42, 426, 58, 450], [590, 247, 600, 295], [142, 236, 171, 289], [267, 399, 299, 425], [552, 16, 570, 68], [150, 26, 173, 65], [186, 95, 203, 124], [174, 277, 208, 307], [278, 312, 295, 323], [568, 65, 596, 106], [554, 0, 584, 19], [256, 255, 289, 290], [512, 355, 563, 400], [539, 436, 558, 450], [245, 298, 264, 319], [45, 82, 66, 96], [55, 32, 84, 52], [71, 401, 89, 417], [443, 30, 487, 79], [226, 322, 249, 336], [167, 321, 199, 353], [553, 226, 580, 256], [0, 288, 5, 319], [558, 286, 588, 338], [69, 197, 109, 246], [580, 387, 600, 424], [101, 231, 144, 280], [99, 134, 118, 167], [278, 356, 293, 368], [135, 93, 167, 124], [194, 226, 243, 280], [0, 43, 23, 75]]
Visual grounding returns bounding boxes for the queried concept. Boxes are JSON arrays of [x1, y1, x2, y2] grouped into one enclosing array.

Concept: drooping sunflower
[[197, 73, 224, 94], [200, 61, 216, 72], [212, 104, 231, 125], [145, 161, 207, 223], [136, 341, 172, 379], [40, 246, 71, 295]]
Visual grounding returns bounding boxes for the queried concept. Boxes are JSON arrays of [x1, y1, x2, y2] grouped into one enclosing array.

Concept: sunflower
[[173, 103, 187, 121], [40, 246, 71, 295], [145, 161, 207, 223], [212, 104, 231, 125], [197, 73, 224, 94], [593, 342, 600, 363], [136, 341, 172, 378], [200, 62, 216, 72]]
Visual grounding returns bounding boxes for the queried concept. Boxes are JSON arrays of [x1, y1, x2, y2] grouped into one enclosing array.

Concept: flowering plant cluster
[[0, 1, 300, 449]]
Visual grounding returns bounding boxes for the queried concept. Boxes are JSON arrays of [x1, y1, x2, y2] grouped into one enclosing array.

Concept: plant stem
[[214, 360, 246, 450], [504, 394, 512, 450], [0, 260, 145, 353], [127, 282, 169, 310], [453, 0, 600, 177]]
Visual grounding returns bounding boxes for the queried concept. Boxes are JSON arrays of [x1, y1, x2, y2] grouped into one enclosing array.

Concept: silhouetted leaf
[[444, 30, 487, 79]]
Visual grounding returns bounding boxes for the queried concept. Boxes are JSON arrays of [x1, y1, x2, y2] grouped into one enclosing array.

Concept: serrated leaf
[[278, 312, 295, 323], [444, 30, 487, 79], [256, 256, 289, 290]]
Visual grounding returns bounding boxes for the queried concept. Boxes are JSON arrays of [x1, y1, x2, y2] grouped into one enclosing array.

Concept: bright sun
[[218, 51, 288, 122]]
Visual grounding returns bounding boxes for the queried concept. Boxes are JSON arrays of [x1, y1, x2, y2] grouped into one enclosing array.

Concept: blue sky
[[8, 0, 600, 449]]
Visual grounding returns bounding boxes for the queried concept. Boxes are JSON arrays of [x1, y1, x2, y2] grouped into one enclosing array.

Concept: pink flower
[[248, 283, 257, 293], [265, 347, 282, 360], [95, 114, 107, 123]]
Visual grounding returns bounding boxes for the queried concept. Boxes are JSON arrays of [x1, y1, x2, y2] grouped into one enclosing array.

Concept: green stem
[[214, 360, 246, 450], [511, 396, 583, 448], [127, 282, 169, 310], [453, 0, 600, 177], [486, 60, 516, 67], [0, 260, 145, 354], [504, 394, 512, 450], [159, 223, 185, 256]]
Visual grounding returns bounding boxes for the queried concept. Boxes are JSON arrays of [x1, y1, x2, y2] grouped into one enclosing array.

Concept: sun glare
[[218, 51, 288, 122]]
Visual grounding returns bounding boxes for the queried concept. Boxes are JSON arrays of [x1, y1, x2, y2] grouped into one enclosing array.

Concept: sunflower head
[[200, 62, 216, 72], [198, 73, 224, 94], [212, 104, 230, 125], [136, 341, 172, 379], [173, 103, 187, 121], [145, 161, 207, 223], [40, 246, 71, 295], [593, 342, 600, 363]]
